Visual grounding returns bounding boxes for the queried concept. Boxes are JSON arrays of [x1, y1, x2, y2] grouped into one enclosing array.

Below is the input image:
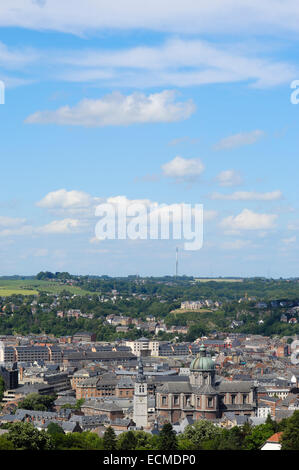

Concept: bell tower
[[189, 344, 216, 387], [133, 358, 148, 428]]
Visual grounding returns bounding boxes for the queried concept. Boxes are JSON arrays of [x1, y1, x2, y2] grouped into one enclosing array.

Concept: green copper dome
[[190, 344, 215, 371]]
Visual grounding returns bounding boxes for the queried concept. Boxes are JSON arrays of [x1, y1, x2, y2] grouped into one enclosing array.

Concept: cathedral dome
[[190, 344, 215, 371]]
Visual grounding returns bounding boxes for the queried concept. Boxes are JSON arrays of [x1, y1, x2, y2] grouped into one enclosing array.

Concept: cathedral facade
[[155, 344, 257, 423]]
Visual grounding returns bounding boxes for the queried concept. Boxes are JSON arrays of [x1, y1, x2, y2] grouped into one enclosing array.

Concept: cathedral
[[153, 344, 257, 424]]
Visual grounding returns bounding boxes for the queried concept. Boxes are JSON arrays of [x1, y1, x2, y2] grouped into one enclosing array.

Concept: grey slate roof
[[223, 412, 249, 426], [217, 380, 255, 393], [54, 396, 77, 406], [158, 381, 193, 394], [15, 409, 58, 420], [195, 384, 218, 395]]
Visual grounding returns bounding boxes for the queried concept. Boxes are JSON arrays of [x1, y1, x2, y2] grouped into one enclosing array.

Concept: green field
[[0, 287, 39, 296], [0, 279, 93, 296]]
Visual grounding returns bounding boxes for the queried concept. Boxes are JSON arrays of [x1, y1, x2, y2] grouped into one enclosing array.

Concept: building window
[[231, 394, 236, 404], [208, 397, 213, 408], [162, 396, 167, 405], [243, 394, 247, 404], [174, 395, 179, 405]]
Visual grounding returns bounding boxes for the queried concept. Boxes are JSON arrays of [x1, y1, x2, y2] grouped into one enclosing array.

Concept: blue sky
[[0, 1, 298, 277]]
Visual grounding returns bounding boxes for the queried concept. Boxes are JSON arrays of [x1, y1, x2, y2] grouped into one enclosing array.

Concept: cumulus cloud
[[211, 190, 282, 201], [162, 156, 204, 182], [220, 208, 278, 230], [25, 90, 195, 127], [214, 130, 265, 150], [0, 217, 33, 237], [37, 189, 94, 209], [37, 218, 85, 234], [216, 169, 243, 187]]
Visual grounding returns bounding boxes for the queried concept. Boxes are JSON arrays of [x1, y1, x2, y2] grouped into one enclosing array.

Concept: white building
[[126, 338, 159, 357], [257, 405, 272, 418], [261, 432, 283, 450]]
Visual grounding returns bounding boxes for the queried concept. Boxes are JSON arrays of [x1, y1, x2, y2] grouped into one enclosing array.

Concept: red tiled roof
[[267, 432, 283, 443]]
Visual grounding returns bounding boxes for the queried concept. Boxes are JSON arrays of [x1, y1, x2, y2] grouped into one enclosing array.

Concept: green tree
[[103, 426, 117, 450], [47, 422, 65, 436], [134, 430, 156, 450], [177, 435, 197, 450], [244, 422, 275, 450], [118, 430, 137, 450], [18, 393, 56, 412], [280, 410, 299, 450], [183, 420, 222, 449], [0, 434, 14, 450], [157, 423, 178, 451], [6, 422, 54, 450]]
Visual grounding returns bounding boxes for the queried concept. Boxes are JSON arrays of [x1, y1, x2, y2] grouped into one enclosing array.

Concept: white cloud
[[211, 190, 282, 201], [216, 169, 243, 187], [220, 208, 278, 230], [57, 39, 296, 88], [0, 217, 86, 237], [37, 218, 85, 234], [37, 189, 93, 209], [162, 156, 204, 182], [106, 196, 153, 207], [0, 41, 38, 69], [0, 35, 296, 89], [214, 130, 265, 150], [2, 1, 299, 36], [25, 90, 195, 127]]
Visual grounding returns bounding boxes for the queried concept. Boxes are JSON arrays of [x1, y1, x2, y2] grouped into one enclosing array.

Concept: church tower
[[189, 344, 216, 387], [133, 358, 148, 429]]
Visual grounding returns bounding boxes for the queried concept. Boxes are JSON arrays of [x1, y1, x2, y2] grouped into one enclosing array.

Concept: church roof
[[190, 344, 215, 371], [216, 380, 255, 393], [158, 381, 193, 394], [195, 383, 218, 395]]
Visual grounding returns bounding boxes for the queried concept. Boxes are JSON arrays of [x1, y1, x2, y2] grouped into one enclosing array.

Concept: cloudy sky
[[0, 0, 298, 277]]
